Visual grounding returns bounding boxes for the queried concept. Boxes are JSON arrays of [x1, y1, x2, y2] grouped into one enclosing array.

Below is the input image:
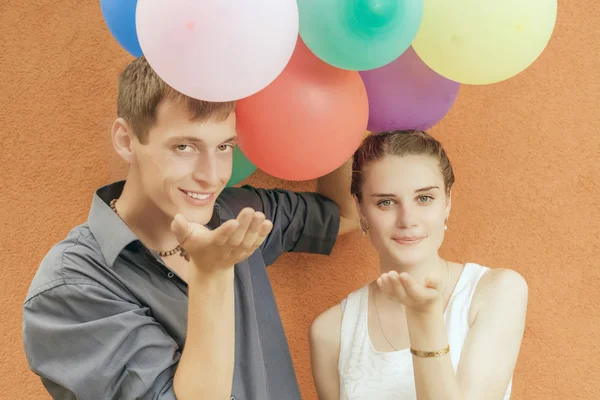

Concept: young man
[[22, 56, 357, 400]]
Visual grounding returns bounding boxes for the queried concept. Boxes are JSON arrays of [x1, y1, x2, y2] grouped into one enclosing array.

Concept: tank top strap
[[446, 263, 490, 323]]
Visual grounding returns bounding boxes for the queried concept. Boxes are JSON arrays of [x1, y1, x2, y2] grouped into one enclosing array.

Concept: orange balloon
[[235, 37, 369, 181]]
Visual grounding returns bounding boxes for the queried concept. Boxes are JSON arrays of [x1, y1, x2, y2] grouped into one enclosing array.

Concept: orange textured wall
[[1, 1, 599, 399]]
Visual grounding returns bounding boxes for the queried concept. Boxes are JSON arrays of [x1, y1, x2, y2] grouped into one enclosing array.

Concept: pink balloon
[[136, 0, 299, 102]]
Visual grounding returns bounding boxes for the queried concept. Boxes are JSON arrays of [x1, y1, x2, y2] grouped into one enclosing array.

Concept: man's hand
[[171, 207, 273, 275]]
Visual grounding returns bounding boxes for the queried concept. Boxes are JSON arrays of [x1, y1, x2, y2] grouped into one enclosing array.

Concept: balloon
[[412, 0, 558, 85], [359, 47, 460, 132], [226, 146, 257, 187], [135, 0, 299, 101], [235, 38, 369, 181], [100, 0, 142, 56], [297, 0, 423, 70]]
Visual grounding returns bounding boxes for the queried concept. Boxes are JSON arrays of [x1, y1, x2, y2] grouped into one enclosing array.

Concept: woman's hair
[[351, 130, 455, 201]]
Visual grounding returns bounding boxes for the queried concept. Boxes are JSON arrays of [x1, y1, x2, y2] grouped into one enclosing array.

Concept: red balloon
[[235, 38, 369, 181]]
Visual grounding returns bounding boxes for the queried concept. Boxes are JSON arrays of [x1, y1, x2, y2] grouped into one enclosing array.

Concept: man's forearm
[[174, 268, 235, 400], [317, 159, 358, 235]]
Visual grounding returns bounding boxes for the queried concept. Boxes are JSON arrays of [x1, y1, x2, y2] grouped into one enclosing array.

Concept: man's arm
[[170, 210, 273, 399], [217, 160, 356, 266], [316, 159, 359, 236], [218, 187, 340, 266], [174, 268, 235, 400], [23, 281, 181, 400], [25, 278, 235, 400], [23, 211, 272, 400]]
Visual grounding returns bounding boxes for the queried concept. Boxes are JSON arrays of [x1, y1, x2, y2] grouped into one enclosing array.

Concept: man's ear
[[112, 118, 136, 164]]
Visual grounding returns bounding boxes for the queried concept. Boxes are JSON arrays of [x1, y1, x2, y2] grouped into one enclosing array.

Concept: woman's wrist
[[406, 293, 444, 317], [406, 300, 448, 351]]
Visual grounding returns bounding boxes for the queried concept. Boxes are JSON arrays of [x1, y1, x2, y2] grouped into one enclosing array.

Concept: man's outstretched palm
[[171, 207, 273, 274]]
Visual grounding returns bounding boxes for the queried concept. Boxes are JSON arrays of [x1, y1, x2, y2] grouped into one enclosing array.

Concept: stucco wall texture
[[1, 0, 599, 399]]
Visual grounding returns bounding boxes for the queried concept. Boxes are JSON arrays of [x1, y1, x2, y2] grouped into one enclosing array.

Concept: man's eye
[[218, 143, 235, 151], [175, 144, 193, 152]]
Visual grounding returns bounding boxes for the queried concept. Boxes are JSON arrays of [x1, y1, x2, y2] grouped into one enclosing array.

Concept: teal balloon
[[297, 0, 424, 71], [227, 146, 257, 187]]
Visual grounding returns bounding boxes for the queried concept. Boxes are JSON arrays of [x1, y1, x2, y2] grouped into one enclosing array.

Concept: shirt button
[[167, 272, 175, 278]]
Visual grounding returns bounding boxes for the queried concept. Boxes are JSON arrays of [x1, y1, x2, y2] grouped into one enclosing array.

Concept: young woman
[[309, 130, 528, 400]]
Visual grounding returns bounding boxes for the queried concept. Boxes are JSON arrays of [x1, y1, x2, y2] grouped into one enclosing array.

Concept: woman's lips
[[392, 236, 426, 245]]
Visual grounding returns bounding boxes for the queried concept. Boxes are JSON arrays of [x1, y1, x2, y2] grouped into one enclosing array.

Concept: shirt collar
[[88, 180, 221, 267]]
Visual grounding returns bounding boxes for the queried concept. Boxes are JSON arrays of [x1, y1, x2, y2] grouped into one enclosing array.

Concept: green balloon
[[227, 146, 257, 187], [298, 0, 424, 71]]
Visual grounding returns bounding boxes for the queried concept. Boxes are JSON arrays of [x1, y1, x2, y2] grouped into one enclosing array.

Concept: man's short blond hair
[[117, 56, 236, 143]]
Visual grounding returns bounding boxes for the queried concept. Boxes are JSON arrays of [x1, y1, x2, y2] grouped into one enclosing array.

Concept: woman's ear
[[354, 195, 370, 235], [353, 195, 367, 221], [445, 191, 452, 224]]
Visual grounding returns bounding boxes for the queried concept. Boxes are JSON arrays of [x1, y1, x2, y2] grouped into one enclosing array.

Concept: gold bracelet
[[410, 344, 450, 358]]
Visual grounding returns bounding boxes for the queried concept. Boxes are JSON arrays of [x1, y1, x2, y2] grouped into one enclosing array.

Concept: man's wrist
[[189, 263, 234, 287]]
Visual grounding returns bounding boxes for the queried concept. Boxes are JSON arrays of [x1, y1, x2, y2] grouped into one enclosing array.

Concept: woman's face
[[357, 154, 450, 267]]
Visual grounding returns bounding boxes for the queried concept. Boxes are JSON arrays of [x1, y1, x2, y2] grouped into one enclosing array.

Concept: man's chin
[[173, 190, 222, 225]]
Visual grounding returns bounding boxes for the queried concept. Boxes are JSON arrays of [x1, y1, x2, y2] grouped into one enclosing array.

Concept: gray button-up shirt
[[23, 181, 340, 400]]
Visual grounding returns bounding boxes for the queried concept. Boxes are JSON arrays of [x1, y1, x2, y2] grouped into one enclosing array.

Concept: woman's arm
[[454, 269, 528, 399], [381, 268, 528, 400], [309, 303, 343, 400]]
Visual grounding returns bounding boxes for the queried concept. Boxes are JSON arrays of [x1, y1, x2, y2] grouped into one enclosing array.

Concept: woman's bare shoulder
[[479, 267, 528, 297], [470, 266, 528, 323], [309, 302, 343, 349]]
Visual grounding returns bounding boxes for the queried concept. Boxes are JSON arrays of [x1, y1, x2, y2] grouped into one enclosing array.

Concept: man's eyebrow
[[168, 135, 238, 143]]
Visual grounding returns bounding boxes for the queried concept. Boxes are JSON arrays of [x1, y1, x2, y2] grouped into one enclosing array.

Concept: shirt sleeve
[[23, 280, 180, 400], [219, 185, 341, 266]]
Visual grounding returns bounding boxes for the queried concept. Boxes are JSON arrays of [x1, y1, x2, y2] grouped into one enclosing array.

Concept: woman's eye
[[418, 195, 434, 203], [378, 199, 394, 208]]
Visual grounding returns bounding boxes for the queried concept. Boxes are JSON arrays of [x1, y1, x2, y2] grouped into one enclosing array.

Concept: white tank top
[[338, 263, 512, 400]]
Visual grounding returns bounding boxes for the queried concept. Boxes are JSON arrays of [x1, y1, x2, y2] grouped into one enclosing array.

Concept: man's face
[[130, 98, 237, 225]]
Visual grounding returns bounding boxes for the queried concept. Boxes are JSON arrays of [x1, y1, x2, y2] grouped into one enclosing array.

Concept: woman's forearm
[[406, 304, 464, 400]]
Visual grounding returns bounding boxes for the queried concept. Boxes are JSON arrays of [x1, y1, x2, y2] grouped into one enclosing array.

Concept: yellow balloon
[[412, 0, 557, 85]]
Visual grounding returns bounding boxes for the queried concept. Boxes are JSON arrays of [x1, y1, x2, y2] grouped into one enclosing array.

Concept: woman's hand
[[377, 271, 444, 314]]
